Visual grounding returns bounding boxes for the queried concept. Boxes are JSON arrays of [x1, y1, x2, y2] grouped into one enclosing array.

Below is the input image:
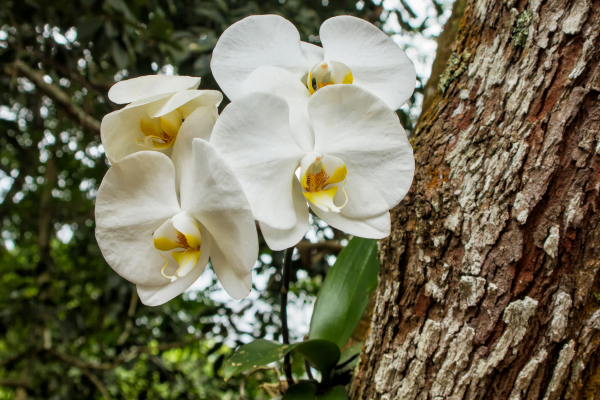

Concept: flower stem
[[305, 359, 315, 380], [281, 247, 294, 387]]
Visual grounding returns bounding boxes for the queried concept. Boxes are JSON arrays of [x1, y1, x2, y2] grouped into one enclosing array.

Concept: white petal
[[211, 15, 309, 101], [146, 90, 222, 119], [206, 231, 253, 300], [309, 85, 415, 218], [311, 206, 391, 239], [320, 16, 416, 110], [170, 106, 215, 198], [184, 139, 258, 296], [95, 151, 181, 286], [301, 41, 324, 67], [259, 177, 309, 251], [108, 75, 201, 104], [210, 92, 305, 230], [241, 66, 313, 152], [136, 239, 210, 306], [177, 91, 222, 122], [101, 104, 155, 163]]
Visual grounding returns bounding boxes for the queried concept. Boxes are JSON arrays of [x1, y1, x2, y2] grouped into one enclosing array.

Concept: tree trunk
[[351, 0, 600, 398]]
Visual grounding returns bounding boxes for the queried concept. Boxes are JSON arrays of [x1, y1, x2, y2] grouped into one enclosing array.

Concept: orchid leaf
[[309, 237, 380, 348], [337, 342, 362, 368], [317, 386, 349, 400], [223, 339, 295, 381], [282, 381, 318, 399], [224, 338, 341, 382], [293, 339, 340, 383]]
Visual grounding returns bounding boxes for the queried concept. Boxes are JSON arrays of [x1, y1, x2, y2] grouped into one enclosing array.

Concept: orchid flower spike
[[101, 75, 223, 164], [95, 136, 258, 306], [211, 14, 416, 111], [211, 85, 415, 251]]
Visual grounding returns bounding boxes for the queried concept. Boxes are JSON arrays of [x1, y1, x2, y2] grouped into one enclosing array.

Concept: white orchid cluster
[[95, 15, 416, 306]]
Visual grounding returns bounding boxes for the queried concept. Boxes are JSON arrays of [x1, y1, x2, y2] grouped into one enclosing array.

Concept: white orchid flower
[[210, 84, 415, 250], [101, 75, 223, 163], [211, 14, 415, 111], [95, 136, 258, 306]]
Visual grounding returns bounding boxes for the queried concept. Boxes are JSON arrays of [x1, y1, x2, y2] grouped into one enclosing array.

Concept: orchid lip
[[153, 212, 203, 282], [300, 153, 349, 213], [307, 61, 353, 94], [136, 109, 184, 151]]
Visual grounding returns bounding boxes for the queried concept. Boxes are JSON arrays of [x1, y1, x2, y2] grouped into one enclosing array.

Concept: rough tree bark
[[351, 0, 600, 398]]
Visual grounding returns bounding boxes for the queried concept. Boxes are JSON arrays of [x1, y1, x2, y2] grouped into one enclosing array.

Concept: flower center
[[153, 213, 202, 282], [307, 61, 353, 94], [300, 153, 348, 213], [137, 109, 183, 151]]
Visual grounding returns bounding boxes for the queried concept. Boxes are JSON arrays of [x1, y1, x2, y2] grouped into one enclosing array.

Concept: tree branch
[[80, 369, 110, 400], [30, 49, 118, 110], [0, 349, 41, 369], [5, 60, 101, 134], [0, 378, 31, 389]]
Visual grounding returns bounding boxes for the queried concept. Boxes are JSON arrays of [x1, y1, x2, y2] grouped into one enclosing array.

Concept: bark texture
[[352, 0, 600, 398]]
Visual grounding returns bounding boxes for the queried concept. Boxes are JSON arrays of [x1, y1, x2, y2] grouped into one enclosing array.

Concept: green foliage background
[[0, 0, 445, 398]]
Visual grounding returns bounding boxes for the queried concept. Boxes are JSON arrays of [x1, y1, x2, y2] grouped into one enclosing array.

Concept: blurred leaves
[[0, 0, 446, 397]]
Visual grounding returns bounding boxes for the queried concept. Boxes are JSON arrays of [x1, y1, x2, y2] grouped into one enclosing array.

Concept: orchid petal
[[309, 85, 414, 218], [146, 90, 222, 119], [205, 231, 253, 299], [170, 106, 215, 198], [184, 139, 258, 297], [210, 92, 305, 230], [136, 240, 210, 306], [259, 177, 309, 251], [301, 41, 325, 67], [101, 104, 164, 163], [311, 206, 391, 239], [211, 15, 309, 101], [241, 66, 313, 152], [320, 16, 416, 110], [95, 152, 181, 286], [108, 75, 201, 104]]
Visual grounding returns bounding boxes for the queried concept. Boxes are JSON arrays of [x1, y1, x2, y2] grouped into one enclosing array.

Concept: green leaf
[[293, 339, 340, 383], [223, 339, 293, 381], [309, 237, 380, 348], [317, 386, 349, 400], [282, 381, 318, 400], [338, 342, 362, 368], [224, 339, 341, 383]]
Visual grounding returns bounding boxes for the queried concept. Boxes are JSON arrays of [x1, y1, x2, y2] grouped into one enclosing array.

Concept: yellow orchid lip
[[136, 109, 183, 150], [153, 214, 203, 282], [307, 61, 353, 94], [300, 153, 348, 213]]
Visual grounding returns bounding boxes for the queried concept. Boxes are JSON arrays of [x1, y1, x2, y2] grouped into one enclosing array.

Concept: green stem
[[281, 247, 294, 386]]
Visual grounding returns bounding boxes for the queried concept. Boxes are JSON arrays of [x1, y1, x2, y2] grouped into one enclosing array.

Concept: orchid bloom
[[211, 14, 415, 111], [210, 84, 415, 251], [101, 75, 222, 163], [95, 135, 258, 306]]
